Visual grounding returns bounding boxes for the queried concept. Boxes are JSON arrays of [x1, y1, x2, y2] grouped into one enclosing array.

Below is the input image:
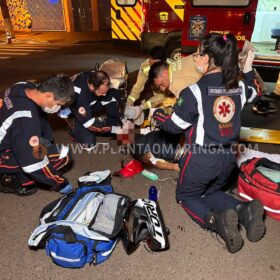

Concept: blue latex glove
[[58, 107, 72, 119], [59, 184, 73, 194]]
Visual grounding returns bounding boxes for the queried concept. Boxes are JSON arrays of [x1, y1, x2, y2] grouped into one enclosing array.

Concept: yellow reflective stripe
[[165, 0, 184, 21], [111, 18, 127, 40], [122, 7, 141, 40], [135, 1, 142, 13], [112, 31, 118, 39], [111, 10, 137, 40], [128, 95, 136, 103], [111, 1, 140, 41], [142, 100, 152, 110], [169, 64, 173, 84], [111, 10, 134, 40]]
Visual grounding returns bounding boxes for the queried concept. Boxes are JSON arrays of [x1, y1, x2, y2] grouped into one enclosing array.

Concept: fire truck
[[111, 0, 185, 59], [112, 0, 280, 69], [181, 0, 280, 69]]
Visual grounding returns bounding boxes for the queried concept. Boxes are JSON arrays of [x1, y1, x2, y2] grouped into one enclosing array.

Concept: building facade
[[0, 0, 110, 32]]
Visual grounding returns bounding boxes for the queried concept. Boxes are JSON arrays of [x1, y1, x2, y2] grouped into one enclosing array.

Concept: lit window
[[117, 0, 137, 6], [192, 0, 249, 7]]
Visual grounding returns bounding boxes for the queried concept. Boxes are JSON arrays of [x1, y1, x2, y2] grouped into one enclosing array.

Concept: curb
[[0, 38, 112, 45]]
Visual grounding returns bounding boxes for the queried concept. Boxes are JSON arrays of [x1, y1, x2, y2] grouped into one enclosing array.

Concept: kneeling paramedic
[[61, 71, 122, 151], [0, 75, 75, 196], [151, 33, 266, 253]]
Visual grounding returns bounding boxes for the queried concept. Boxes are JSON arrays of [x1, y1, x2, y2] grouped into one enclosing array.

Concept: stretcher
[[240, 127, 280, 144]]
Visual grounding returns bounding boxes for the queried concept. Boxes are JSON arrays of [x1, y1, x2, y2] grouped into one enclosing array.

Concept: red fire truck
[[112, 0, 280, 68], [111, 0, 185, 59], [181, 0, 280, 69]]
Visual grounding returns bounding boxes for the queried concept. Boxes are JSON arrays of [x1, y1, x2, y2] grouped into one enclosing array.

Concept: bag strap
[[243, 158, 280, 191], [51, 226, 77, 243]]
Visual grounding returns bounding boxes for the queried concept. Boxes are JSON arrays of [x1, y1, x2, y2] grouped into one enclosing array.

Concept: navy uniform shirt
[[0, 82, 66, 187], [70, 71, 120, 130], [159, 70, 257, 146]]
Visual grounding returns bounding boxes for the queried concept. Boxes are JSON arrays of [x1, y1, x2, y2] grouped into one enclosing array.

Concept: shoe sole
[[224, 209, 244, 253], [267, 109, 278, 113], [246, 200, 265, 242], [0, 185, 37, 196], [252, 107, 267, 115]]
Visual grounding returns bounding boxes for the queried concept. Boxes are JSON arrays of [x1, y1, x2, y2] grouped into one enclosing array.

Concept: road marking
[[0, 48, 45, 52], [0, 46, 59, 49], [0, 52, 31, 56], [0, 44, 65, 60]]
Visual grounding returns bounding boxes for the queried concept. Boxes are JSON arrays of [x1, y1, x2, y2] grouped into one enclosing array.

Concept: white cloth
[[237, 148, 280, 167], [78, 170, 111, 184]]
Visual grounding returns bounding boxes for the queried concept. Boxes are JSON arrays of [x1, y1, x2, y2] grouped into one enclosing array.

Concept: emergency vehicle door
[[182, 0, 258, 52], [111, 0, 141, 41]]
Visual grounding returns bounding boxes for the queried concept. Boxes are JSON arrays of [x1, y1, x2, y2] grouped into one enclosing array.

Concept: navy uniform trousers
[[177, 146, 240, 227], [0, 144, 70, 187]]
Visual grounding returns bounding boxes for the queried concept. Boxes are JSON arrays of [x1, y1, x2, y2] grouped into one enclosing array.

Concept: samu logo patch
[[213, 96, 235, 123]]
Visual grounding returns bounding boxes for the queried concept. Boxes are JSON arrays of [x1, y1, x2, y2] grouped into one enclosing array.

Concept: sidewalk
[[0, 31, 111, 45]]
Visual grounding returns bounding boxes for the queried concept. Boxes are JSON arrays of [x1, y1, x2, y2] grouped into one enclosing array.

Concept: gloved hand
[[59, 183, 74, 194], [101, 126, 112, 133], [88, 115, 111, 133], [124, 105, 138, 120], [58, 107, 72, 119], [152, 108, 169, 126], [89, 125, 102, 132], [243, 48, 255, 73]]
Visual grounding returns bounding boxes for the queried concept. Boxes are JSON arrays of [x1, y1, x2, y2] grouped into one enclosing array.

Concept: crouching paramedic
[[63, 71, 122, 151], [0, 75, 75, 196], [126, 46, 167, 110], [152, 33, 266, 253]]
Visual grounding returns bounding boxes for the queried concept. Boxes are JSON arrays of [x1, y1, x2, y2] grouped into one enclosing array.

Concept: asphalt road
[[0, 42, 279, 280]]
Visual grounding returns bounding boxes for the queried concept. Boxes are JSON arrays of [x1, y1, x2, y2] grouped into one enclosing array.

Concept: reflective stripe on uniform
[[247, 86, 258, 103], [14, 82, 27, 85], [101, 97, 117, 106], [239, 81, 247, 109], [127, 95, 136, 103], [0, 111, 32, 143], [171, 112, 191, 129], [22, 156, 49, 173], [59, 145, 69, 159], [83, 118, 96, 128], [89, 100, 97, 106], [189, 84, 205, 146], [74, 86, 81, 94]]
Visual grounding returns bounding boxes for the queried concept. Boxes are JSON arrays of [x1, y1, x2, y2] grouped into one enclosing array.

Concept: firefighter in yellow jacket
[[126, 46, 167, 110]]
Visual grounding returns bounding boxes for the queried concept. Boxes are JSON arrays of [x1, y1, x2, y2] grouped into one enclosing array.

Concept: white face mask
[[43, 104, 61, 114], [196, 65, 205, 74]]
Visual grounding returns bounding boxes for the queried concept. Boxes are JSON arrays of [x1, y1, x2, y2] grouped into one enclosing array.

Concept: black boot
[[0, 174, 37, 196], [236, 200, 265, 242], [205, 209, 243, 253]]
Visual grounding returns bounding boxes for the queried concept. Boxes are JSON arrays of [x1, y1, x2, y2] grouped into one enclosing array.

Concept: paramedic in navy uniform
[[65, 70, 122, 151], [0, 75, 75, 196], [150, 33, 266, 253]]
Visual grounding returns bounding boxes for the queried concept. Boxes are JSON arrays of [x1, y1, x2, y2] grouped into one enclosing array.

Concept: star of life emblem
[[213, 96, 235, 123]]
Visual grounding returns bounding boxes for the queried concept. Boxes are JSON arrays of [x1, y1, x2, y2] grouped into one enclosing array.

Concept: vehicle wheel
[[166, 40, 181, 60]]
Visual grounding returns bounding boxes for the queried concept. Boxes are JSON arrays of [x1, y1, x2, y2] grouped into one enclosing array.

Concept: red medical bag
[[238, 158, 280, 221]]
